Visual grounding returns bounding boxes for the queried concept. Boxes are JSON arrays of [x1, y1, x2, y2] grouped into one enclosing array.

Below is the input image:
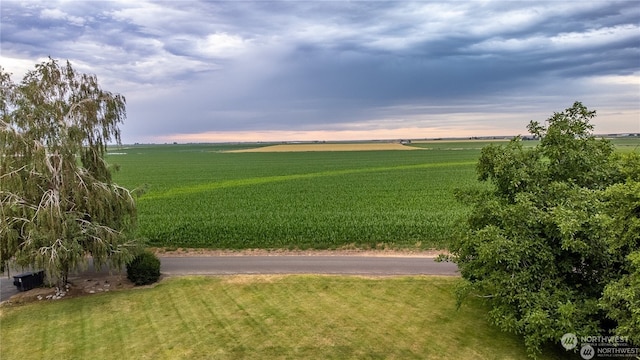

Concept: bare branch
[[0, 165, 28, 180]]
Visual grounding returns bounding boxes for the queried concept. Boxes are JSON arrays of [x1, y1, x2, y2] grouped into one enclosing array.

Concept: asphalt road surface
[[1, 255, 458, 302]]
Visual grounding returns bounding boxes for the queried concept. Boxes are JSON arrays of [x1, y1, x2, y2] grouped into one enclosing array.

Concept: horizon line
[[116, 132, 640, 146]]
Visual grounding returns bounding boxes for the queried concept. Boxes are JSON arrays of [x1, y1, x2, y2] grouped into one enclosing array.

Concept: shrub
[[127, 251, 161, 285]]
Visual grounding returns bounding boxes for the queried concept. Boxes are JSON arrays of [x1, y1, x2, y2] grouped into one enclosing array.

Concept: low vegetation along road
[[0, 254, 458, 302]]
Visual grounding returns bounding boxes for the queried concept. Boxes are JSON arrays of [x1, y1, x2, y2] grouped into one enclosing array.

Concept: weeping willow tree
[[0, 58, 139, 286]]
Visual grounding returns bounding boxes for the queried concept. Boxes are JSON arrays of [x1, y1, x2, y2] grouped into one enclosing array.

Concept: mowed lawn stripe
[[1, 276, 568, 359]]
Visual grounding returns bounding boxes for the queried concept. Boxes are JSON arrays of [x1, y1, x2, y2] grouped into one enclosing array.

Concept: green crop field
[[108, 142, 482, 249], [108, 138, 639, 250]]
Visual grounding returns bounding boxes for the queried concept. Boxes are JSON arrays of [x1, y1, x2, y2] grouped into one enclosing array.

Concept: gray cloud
[[1, 0, 638, 142]]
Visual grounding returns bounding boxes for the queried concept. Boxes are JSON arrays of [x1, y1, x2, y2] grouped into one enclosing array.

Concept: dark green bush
[[127, 251, 161, 286]]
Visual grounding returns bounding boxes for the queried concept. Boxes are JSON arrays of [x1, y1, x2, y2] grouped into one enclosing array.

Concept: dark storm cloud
[[1, 0, 638, 142]]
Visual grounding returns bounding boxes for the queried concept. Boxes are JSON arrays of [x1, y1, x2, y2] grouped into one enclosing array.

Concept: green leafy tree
[[448, 102, 640, 357], [599, 176, 640, 345], [0, 58, 139, 286]]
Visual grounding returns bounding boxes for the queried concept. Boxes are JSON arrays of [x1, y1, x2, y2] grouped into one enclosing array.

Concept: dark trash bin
[[13, 271, 45, 291]]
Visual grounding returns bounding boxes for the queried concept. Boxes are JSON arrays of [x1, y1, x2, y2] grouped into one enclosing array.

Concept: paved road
[[160, 256, 457, 275], [1, 256, 458, 302]]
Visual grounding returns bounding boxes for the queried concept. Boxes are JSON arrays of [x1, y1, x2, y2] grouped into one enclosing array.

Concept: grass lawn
[[0, 275, 571, 359]]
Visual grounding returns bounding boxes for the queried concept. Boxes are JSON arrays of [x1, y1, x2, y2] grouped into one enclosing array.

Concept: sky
[[1, 1, 639, 144]]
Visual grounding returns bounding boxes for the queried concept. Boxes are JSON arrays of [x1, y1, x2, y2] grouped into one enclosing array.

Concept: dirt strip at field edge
[[151, 248, 449, 258]]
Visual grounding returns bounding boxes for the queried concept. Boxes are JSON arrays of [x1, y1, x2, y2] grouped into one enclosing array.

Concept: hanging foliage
[[1, 58, 139, 286]]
